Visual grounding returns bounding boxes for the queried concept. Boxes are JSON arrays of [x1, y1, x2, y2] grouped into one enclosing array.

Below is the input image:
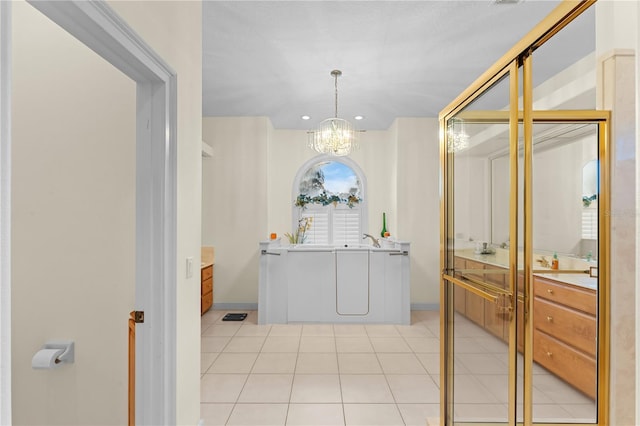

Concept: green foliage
[[294, 192, 362, 209]]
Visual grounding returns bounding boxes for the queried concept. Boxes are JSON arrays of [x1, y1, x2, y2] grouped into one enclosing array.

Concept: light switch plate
[[186, 257, 194, 278]]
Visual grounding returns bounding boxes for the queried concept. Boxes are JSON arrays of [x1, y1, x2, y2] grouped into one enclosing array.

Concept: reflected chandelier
[[308, 70, 359, 157], [447, 117, 469, 153]]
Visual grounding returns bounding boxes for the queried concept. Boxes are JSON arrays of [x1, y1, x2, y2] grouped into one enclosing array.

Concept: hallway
[[200, 310, 594, 425]]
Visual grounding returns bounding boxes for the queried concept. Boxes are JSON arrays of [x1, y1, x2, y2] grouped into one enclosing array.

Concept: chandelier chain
[[334, 72, 339, 118]]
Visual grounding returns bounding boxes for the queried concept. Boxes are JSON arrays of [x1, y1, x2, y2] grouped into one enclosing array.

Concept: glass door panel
[[530, 121, 599, 423], [444, 71, 514, 424]]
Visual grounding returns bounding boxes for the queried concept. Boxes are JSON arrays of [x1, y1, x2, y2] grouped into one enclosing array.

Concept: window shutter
[[581, 207, 597, 240], [301, 211, 329, 244], [332, 210, 361, 245]]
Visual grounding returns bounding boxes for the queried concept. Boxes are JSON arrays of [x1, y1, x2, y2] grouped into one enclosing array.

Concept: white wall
[[11, 2, 136, 424], [203, 116, 441, 306], [108, 2, 203, 423], [11, 1, 203, 424], [395, 118, 440, 306], [202, 117, 269, 304]]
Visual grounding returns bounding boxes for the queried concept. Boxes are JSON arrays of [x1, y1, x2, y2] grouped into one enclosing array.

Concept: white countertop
[[455, 249, 597, 291]]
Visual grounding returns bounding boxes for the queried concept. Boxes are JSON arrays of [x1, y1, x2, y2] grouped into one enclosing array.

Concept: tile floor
[[200, 310, 596, 425]]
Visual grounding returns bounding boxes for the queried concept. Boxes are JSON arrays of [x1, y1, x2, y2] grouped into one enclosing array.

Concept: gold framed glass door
[[439, 2, 609, 425]]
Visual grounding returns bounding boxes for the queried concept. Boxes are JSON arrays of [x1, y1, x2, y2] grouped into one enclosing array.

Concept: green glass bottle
[[380, 212, 387, 237]]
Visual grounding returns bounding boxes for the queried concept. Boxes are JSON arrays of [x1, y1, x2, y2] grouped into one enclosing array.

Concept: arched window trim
[[291, 154, 368, 245]]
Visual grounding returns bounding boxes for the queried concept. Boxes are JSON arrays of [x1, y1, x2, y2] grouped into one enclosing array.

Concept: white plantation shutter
[[301, 210, 329, 244], [332, 209, 361, 245], [582, 207, 597, 240]]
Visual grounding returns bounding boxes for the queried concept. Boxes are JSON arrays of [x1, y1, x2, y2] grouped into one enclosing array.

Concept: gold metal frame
[[438, 1, 610, 425]]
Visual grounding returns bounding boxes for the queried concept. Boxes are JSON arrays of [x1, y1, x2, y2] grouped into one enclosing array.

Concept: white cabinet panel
[[287, 250, 335, 322], [336, 250, 369, 315]]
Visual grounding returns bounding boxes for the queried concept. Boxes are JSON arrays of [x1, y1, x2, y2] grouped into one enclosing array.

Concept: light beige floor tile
[[343, 404, 404, 425], [223, 336, 266, 353], [369, 337, 412, 353], [235, 324, 272, 337], [295, 353, 339, 374], [201, 311, 223, 326], [453, 375, 499, 404], [473, 335, 509, 353], [365, 324, 401, 337], [473, 374, 509, 403], [227, 403, 288, 426], [333, 324, 367, 336], [286, 404, 345, 426], [335, 337, 374, 353], [456, 353, 507, 374], [202, 323, 242, 337], [299, 336, 336, 353], [244, 311, 259, 324], [290, 374, 342, 403], [532, 374, 594, 404], [200, 403, 233, 426], [395, 324, 434, 337], [340, 374, 394, 403], [531, 404, 573, 421], [261, 336, 300, 353], [454, 403, 508, 422], [416, 353, 439, 375], [397, 404, 440, 426], [201, 352, 219, 374], [200, 373, 247, 403], [201, 336, 231, 353], [208, 352, 258, 374], [270, 324, 303, 336], [562, 403, 597, 420], [237, 374, 293, 403], [386, 374, 440, 403], [337, 353, 382, 374], [302, 324, 335, 336], [377, 353, 427, 375], [251, 352, 298, 374], [404, 337, 440, 353]]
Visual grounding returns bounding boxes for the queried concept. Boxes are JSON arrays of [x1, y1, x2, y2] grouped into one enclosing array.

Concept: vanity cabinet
[[454, 256, 597, 399], [201, 265, 214, 315], [532, 276, 596, 399]]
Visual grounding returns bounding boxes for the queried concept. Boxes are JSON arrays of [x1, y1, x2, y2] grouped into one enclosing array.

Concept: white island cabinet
[[258, 240, 410, 325]]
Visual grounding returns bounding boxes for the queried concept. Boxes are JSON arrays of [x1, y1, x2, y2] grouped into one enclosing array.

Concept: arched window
[[291, 155, 367, 245]]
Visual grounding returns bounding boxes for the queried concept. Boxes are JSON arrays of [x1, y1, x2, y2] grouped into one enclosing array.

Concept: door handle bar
[[389, 251, 409, 256], [261, 250, 281, 256], [443, 274, 500, 304]]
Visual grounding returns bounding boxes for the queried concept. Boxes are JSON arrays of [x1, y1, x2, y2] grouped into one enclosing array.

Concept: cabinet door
[[464, 260, 485, 326], [287, 251, 334, 322], [336, 250, 369, 315]]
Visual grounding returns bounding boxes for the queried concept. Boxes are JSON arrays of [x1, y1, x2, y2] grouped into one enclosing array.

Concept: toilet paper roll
[[32, 348, 65, 369]]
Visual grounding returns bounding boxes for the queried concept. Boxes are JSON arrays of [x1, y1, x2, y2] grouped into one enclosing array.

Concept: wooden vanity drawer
[[201, 265, 213, 281], [201, 291, 213, 315], [533, 277, 596, 315], [534, 297, 596, 356], [534, 329, 596, 399], [202, 277, 213, 296]]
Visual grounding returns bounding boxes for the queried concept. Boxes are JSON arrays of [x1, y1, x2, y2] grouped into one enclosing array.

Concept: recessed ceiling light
[[301, 115, 311, 120], [354, 115, 364, 120]]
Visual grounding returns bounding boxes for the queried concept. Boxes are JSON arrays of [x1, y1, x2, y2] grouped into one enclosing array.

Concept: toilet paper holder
[[32, 341, 75, 369]]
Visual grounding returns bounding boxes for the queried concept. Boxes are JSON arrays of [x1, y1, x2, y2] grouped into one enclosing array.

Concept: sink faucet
[[363, 234, 381, 248]]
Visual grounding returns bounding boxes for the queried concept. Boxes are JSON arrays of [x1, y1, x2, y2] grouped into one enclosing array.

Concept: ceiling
[[203, 1, 595, 130]]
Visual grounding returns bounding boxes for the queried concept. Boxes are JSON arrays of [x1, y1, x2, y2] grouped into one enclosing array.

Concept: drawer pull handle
[[546, 316, 553, 322], [546, 351, 553, 357], [547, 289, 554, 294]]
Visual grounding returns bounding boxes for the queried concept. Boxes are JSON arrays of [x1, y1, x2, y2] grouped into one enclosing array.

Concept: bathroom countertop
[[454, 249, 597, 291], [201, 246, 215, 268]]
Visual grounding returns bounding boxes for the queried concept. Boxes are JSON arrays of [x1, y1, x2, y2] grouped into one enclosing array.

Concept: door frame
[[0, 2, 178, 424]]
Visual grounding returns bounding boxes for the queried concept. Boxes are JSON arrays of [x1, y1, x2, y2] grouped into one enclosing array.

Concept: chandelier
[[447, 117, 469, 153], [308, 70, 359, 157]]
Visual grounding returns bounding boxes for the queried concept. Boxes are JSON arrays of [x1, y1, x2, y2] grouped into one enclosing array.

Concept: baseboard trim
[[410, 303, 439, 311], [213, 303, 438, 311], [213, 303, 259, 311]]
